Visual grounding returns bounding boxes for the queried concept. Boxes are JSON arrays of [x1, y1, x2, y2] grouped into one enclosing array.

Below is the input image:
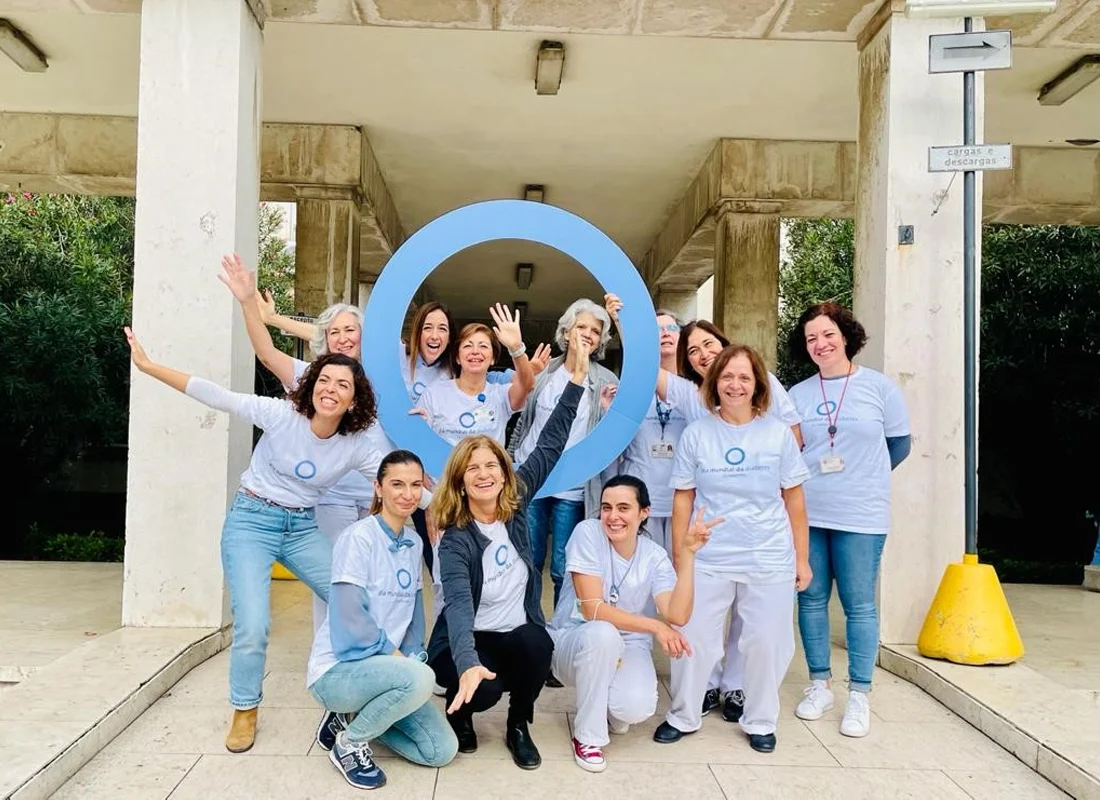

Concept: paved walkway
[[55, 580, 1066, 799]]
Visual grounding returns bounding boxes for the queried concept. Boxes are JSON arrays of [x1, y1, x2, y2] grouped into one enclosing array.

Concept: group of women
[[125, 253, 909, 789]]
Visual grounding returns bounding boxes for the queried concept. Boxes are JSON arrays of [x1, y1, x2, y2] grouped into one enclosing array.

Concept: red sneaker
[[571, 737, 607, 773]]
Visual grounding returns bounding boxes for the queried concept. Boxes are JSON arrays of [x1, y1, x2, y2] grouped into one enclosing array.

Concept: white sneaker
[[795, 680, 835, 720], [840, 690, 871, 737], [608, 715, 630, 735]]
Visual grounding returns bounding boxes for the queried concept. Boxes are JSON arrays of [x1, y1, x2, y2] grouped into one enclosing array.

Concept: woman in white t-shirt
[[548, 475, 718, 772], [124, 314, 384, 756], [785, 303, 911, 739], [654, 344, 812, 755], [307, 450, 458, 790], [416, 309, 535, 446]]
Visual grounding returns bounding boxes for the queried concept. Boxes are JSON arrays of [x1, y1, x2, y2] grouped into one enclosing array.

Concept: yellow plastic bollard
[[916, 553, 1025, 665], [272, 563, 297, 581]]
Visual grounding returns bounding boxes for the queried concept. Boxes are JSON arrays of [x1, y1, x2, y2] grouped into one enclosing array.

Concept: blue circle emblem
[[294, 460, 317, 479], [494, 544, 509, 566], [364, 200, 658, 497], [458, 411, 477, 429], [396, 568, 412, 589], [724, 447, 746, 466], [412, 381, 426, 399], [817, 401, 837, 415]]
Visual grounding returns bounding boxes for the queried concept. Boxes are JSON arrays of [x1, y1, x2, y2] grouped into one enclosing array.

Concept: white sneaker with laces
[[571, 737, 607, 772], [840, 690, 871, 737], [795, 680, 835, 720]]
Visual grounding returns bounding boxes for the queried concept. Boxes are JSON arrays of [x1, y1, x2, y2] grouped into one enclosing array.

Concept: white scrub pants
[[706, 611, 744, 693], [666, 570, 794, 736], [550, 621, 659, 746], [312, 504, 360, 634], [647, 516, 673, 557]]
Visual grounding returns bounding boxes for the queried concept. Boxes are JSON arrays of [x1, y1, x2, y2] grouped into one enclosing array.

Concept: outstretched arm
[[218, 254, 297, 388], [257, 289, 314, 341], [490, 303, 536, 410], [124, 327, 189, 393]]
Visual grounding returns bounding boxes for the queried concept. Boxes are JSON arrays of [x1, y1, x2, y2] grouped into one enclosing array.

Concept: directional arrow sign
[[929, 30, 1012, 74]]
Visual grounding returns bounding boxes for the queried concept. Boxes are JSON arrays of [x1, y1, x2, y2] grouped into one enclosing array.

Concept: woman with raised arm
[[307, 450, 458, 790], [548, 475, 718, 773], [123, 326, 383, 756], [425, 331, 591, 771]]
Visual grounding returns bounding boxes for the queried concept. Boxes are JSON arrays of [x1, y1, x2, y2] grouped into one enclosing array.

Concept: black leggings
[[429, 623, 553, 725], [412, 508, 433, 573]]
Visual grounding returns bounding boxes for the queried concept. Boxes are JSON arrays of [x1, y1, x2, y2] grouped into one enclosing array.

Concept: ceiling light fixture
[[535, 41, 565, 95], [0, 20, 48, 72], [905, 0, 1055, 16], [1065, 138, 1100, 146], [1038, 54, 1100, 106], [523, 184, 545, 203], [516, 263, 534, 290]]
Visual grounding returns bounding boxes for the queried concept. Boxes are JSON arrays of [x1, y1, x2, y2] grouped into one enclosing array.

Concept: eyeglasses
[[658, 323, 681, 333]]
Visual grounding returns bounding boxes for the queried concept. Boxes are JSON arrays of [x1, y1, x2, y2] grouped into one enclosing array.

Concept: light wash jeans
[[310, 656, 458, 767], [221, 492, 333, 709], [796, 527, 886, 693], [527, 496, 585, 607]]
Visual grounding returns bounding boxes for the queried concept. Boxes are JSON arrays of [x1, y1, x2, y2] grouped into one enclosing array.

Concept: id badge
[[472, 405, 495, 425], [650, 441, 675, 459], [819, 455, 845, 474]]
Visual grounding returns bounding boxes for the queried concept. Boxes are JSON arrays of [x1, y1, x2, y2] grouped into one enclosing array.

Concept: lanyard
[[608, 539, 639, 605], [654, 394, 672, 440], [818, 365, 853, 450]]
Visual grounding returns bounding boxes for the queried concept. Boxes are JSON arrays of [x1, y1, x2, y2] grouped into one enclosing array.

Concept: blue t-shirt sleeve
[[329, 581, 395, 660], [886, 435, 912, 469]]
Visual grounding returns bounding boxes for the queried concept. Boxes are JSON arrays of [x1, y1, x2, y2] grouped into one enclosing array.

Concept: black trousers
[[411, 508, 433, 573], [429, 622, 553, 725]]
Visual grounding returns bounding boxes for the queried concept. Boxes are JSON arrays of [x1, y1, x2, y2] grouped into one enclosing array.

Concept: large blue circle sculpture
[[364, 199, 658, 498]]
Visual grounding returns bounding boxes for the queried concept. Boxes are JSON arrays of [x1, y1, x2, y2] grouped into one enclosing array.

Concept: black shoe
[[701, 688, 720, 716], [448, 713, 478, 754], [722, 690, 745, 723], [315, 710, 350, 752], [544, 672, 564, 688], [505, 721, 542, 769], [653, 721, 694, 744], [748, 733, 776, 753]]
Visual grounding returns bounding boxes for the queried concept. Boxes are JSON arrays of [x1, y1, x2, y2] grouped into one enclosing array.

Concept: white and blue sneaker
[[330, 731, 387, 790], [315, 710, 351, 752]]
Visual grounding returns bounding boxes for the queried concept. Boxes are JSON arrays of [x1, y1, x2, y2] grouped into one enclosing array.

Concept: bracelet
[[592, 600, 604, 620], [508, 342, 527, 359]]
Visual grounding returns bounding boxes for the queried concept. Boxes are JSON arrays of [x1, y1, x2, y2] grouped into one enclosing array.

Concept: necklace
[[608, 539, 639, 605]]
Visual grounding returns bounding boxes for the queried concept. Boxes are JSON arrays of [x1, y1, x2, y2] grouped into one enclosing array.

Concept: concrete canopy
[[1, 3, 1099, 318]]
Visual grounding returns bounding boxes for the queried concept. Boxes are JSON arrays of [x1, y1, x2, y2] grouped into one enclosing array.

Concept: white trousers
[[647, 516, 673, 557], [706, 610, 744, 693], [551, 621, 659, 746], [312, 504, 360, 634], [666, 571, 794, 735]]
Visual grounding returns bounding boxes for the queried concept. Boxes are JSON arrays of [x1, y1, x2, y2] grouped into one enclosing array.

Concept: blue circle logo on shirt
[[412, 381, 426, 399], [817, 401, 837, 415], [294, 460, 317, 479], [459, 411, 477, 429], [396, 568, 412, 589], [494, 544, 509, 566], [724, 447, 746, 466]]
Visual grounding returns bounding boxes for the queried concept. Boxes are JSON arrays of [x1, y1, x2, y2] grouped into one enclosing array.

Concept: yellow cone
[[916, 554, 1025, 665], [271, 563, 297, 581]]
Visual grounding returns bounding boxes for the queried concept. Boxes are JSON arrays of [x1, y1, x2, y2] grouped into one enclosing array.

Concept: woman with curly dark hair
[[124, 326, 387, 756], [785, 303, 911, 739]]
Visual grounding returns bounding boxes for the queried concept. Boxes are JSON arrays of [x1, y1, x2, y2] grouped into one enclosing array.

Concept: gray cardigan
[[427, 380, 583, 676], [508, 355, 618, 519]]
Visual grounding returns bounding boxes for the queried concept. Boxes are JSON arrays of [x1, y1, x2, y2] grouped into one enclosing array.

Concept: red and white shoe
[[571, 737, 607, 773]]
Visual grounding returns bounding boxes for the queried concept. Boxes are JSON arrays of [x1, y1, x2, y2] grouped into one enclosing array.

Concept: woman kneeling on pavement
[[548, 475, 718, 772]]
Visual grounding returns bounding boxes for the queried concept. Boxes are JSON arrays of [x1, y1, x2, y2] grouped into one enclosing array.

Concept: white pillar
[[713, 209, 781, 370], [123, 0, 263, 628], [294, 196, 361, 316], [855, 12, 983, 644]]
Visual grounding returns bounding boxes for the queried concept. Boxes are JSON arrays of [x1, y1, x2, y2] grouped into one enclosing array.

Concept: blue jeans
[[221, 492, 333, 709], [796, 527, 886, 694], [527, 496, 585, 606], [310, 656, 458, 767]]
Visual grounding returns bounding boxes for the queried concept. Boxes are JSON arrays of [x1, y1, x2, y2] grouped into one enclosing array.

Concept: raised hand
[[604, 292, 623, 324], [683, 505, 722, 554], [217, 253, 256, 303], [447, 665, 497, 714], [489, 303, 523, 353], [569, 327, 592, 385], [256, 289, 276, 323], [530, 342, 553, 375], [123, 326, 152, 372], [599, 384, 618, 413]]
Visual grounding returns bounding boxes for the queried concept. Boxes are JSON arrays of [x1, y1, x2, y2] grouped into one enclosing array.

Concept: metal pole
[[962, 17, 978, 556]]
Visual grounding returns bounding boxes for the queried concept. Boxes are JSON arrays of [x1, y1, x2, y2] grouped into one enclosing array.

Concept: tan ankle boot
[[225, 708, 258, 753]]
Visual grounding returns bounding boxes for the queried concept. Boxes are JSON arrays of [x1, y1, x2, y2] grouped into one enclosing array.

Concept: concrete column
[[294, 197, 361, 316], [653, 288, 698, 322], [712, 209, 781, 368], [123, 0, 262, 628], [855, 12, 983, 644]]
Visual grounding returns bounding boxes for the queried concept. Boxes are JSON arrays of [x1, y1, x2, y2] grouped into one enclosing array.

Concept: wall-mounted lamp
[[1038, 54, 1100, 106], [905, 0, 1055, 16], [516, 263, 534, 290], [535, 41, 565, 95], [523, 184, 545, 203], [0, 20, 48, 72]]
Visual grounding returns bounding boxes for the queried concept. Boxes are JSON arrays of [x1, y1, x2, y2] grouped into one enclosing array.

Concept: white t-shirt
[[399, 340, 451, 403], [671, 413, 810, 582], [549, 519, 677, 648], [416, 379, 516, 445], [618, 393, 689, 518], [306, 516, 423, 686], [514, 367, 591, 502], [788, 366, 910, 535], [665, 372, 801, 427], [185, 378, 382, 509], [474, 521, 528, 633], [292, 358, 393, 509]]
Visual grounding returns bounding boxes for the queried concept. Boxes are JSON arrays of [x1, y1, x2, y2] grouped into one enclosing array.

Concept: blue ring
[[724, 447, 746, 466], [494, 544, 509, 566], [458, 411, 477, 429], [816, 401, 837, 415], [396, 568, 412, 589], [294, 460, 317, 480], [364, 200, 658, 497]]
